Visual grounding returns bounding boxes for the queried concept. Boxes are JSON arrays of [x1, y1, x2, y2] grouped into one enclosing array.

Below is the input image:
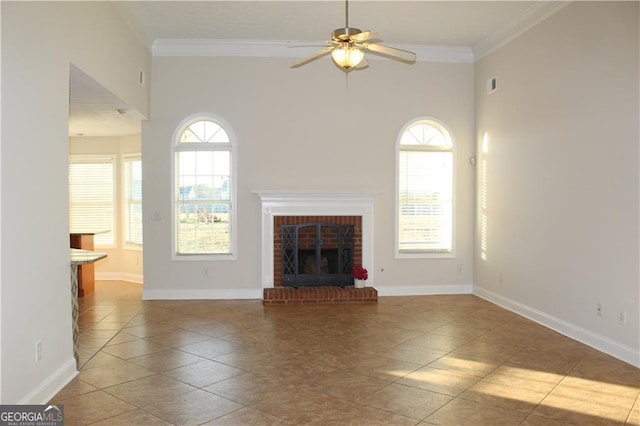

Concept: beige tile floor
[[51, 281, 640, 425]]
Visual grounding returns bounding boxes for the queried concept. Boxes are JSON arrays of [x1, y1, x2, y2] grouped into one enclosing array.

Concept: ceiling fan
[[291, 0, 417, 72]]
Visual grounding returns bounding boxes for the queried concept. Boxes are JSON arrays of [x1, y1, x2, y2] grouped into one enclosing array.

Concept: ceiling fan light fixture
[[331, 42, 364, 70]]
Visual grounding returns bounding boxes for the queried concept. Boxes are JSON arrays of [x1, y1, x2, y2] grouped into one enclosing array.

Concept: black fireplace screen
[[281, 222, 354, 287]]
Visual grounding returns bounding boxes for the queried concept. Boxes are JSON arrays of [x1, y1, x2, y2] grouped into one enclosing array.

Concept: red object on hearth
[[351, 266, 368, 281]]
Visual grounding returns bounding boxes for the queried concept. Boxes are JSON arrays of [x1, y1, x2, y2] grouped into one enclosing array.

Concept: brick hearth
[[263, 287, 378, 305]]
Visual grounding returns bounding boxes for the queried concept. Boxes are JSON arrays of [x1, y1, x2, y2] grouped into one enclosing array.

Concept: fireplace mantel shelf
[[252, 190, 380, 202]]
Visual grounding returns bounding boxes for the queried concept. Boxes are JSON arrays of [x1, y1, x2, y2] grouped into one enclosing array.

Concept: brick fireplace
[[274, 215, 361, 287], [253, 190, 378, 304]]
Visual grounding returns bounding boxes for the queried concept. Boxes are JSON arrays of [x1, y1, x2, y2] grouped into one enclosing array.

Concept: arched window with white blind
[[396, 118, 454, 257], [172, 116, 236, 259]]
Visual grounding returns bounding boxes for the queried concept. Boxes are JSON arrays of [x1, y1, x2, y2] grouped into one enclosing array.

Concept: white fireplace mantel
[[253, 190, 378, 288]]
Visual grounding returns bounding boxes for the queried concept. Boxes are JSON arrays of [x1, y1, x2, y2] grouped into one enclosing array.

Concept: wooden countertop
[[70, 230, 110, 236]]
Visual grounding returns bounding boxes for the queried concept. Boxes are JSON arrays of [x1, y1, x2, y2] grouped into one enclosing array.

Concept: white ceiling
[[115, 1, 548, 49], [71, 1, 566, 137], [69, 65, 145, 137]]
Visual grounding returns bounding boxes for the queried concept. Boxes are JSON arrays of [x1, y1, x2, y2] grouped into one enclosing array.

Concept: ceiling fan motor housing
[[332, 27, 362, 41]]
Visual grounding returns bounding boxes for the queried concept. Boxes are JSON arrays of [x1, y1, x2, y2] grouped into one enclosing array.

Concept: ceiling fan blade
[[350, 30, 381, 43], [290, 46, 335, 68], [363, 43, 416, 63], [287, 40, 333, 48]]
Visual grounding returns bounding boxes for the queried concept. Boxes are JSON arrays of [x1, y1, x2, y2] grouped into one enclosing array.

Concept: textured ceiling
[[113, 1, 540, 48], [69, 65, 144, 137], [71, 1, 565, 137]]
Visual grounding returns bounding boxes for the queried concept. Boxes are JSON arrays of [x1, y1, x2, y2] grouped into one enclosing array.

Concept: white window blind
[[69, 156, 115, 247], [124, 155, 143, 246], [174, 118, 233, 256], [397, 120, 453, 254]]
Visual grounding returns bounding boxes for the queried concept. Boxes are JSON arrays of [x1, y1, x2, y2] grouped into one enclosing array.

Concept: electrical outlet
[[35, 341, 42, 362], [456, 264, 464, 274], [596, 303, 602, 317], [202, 267, 209, 278], [487, 76, 498, 93], [618, 311, 627, 325]]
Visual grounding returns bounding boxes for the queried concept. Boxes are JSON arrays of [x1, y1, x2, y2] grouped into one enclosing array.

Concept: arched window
[[173, 117, 235, 258], [396, 118, 454, 256]]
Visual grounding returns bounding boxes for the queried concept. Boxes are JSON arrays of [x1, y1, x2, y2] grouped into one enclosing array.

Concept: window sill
[[172, 253, 236, 261], [396, 250, 455, 259]]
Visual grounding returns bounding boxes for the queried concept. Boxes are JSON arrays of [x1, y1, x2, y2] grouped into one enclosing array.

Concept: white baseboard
[[375, 284, 472, 297], [142, 285, 472, 300], [121, 273, 143, 284], [19, 358, 77, 404], [473, 285, 640, 368], [95, 272, 143, 284], [143, 288, 263, 300]]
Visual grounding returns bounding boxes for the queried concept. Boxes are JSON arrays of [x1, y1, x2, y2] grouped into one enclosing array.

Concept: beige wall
[[1, 2, 150, 403], [142, 56, 475, 297], [474, 1, 639, 364]]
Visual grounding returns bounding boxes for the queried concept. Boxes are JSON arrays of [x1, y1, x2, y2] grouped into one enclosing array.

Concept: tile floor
[[51, 281, 640, 425]]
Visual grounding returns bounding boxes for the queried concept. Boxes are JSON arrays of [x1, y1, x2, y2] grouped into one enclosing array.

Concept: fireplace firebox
[[281, 223, 354, 287]]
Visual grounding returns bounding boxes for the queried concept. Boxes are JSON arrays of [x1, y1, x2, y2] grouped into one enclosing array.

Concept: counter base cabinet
[[70, 249, 107, 368], [70, 234, 95, 297]]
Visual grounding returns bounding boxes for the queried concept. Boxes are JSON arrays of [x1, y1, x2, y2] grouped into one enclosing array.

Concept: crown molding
[[152, 39, 474, 63], [473, 0, 571, 60]]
